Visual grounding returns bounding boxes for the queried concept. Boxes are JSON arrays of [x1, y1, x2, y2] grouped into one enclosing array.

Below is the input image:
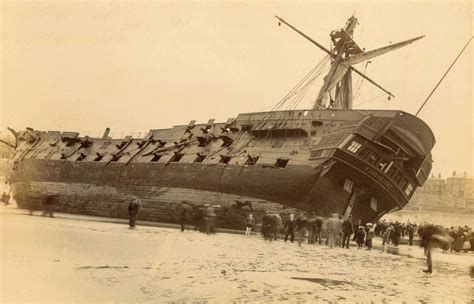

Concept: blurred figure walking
[[42, 195, 57, 218], [284, 213, 296, 243], [326, 214, 339, 248], [420, 225, 452, 273], [128, 198, 141, 229], [295, 213, 308, 246]]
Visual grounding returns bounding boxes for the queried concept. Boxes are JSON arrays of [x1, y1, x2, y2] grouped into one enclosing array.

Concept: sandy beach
[[0, 207, 473, 303]]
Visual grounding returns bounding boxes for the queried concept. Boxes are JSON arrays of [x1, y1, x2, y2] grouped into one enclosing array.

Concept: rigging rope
[[353, 93, 386, 107], [264, 55, 331, 116], [353, 60, 369, 102]]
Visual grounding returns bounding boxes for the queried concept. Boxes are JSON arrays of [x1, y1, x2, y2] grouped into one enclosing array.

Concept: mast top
[[275, 15, 424, 110]]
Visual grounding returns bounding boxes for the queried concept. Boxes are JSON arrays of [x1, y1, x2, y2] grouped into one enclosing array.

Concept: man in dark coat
[[179, 202, 189, 232], [314, 217, 323, 244], [284, 213, 296, 243], [270, 213, 283, 241], [307, 212, 317, 244], [342, 215, 354, 248], [128, 198, 141, 229], [408, 223, 415, 246], [392, 223, 402, 246], [261, 212, 273, 240]]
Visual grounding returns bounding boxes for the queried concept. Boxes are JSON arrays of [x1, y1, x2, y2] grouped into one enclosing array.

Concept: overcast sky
[[1, 0, 472, 178]]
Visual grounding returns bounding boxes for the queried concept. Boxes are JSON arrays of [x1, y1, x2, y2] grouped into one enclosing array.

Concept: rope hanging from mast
[[269, 55, 330, 113], [257, 54, 330, 127], [415, 36, 473, 116]]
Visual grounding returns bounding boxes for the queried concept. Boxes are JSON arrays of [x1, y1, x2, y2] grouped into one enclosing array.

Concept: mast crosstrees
[[275, 15, 424, 110]]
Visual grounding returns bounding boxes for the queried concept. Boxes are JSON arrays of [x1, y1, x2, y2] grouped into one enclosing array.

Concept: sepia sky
[[0, 0, 472, 178]]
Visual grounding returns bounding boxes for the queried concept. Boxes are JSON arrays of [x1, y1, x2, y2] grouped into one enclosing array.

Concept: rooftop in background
[[418, 172, 474, 200]]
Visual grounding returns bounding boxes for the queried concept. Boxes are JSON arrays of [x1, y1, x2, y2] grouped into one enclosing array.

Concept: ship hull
[[6, 108, 435, 228], [8, 158, 366, 228]]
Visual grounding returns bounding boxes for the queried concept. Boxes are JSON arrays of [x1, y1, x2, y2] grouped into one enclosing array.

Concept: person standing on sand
[[408, 223, 415, 246], [336, 215, 343, 247], [270, 213, 283, 241], [342, 215, 354, 249], [307, 212, 317, 244], [315, 217, 323, 244], [245, 213, 255, 236], [382, 224, 393, 246], [261, 211, 272, 241], [295, 213, 308, 246], [179, 202, 188, 232], [365, 224, 375, 250], [326, 214, 339, 248], [392, 223, 402, 246], [284, 213, 296, 243], [2, 182, 11, 206], [203, 204, 217, 234], [2, 191, 10, 206], [356, 226, 365, 249], [128, 198, 141, 229], [353, 219, 362, 241]]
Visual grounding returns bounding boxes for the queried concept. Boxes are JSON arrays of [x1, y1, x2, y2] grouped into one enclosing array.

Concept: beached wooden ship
[[5, 16, 435, 228]]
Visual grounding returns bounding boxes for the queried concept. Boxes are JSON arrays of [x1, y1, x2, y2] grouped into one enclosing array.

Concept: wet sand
[[1, 209, 473, 303]]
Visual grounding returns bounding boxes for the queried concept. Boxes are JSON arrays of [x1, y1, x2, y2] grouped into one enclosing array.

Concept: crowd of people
[[249, 211, 474, 254], [375, 220, 473, 254], [171, 205, 474, 255], [8, 190, 473, 255], [259, 212, 377, 250]]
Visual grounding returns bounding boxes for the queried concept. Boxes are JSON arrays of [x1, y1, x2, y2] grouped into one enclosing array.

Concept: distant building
[[446, 173, 474, 199], [418, 176, 446, 196], [417, 172, 474, 200]]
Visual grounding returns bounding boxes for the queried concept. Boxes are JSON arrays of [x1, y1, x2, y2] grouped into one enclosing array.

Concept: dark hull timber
[[7, 108, 435, 227], [7, 159, 388, 226]]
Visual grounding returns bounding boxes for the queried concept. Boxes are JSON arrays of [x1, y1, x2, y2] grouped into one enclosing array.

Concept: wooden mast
[[275, 15, 424, 110]]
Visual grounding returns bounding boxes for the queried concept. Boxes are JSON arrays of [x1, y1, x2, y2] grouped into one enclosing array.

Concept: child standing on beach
[[356, 226, 366, 249], [366, 225, 375, 250], [245, 213, 255, 236]]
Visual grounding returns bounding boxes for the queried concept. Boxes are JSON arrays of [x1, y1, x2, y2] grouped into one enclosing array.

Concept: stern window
[[358, 147, 371, 159], [368, 152, 380, 165], [347, 141, 362, 153], [386, 165, 397, 178], [370, 197, 378, 212], [405, 184, 414, 196], [394, 172, 404, 184], [343, 179, 353, 193]]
